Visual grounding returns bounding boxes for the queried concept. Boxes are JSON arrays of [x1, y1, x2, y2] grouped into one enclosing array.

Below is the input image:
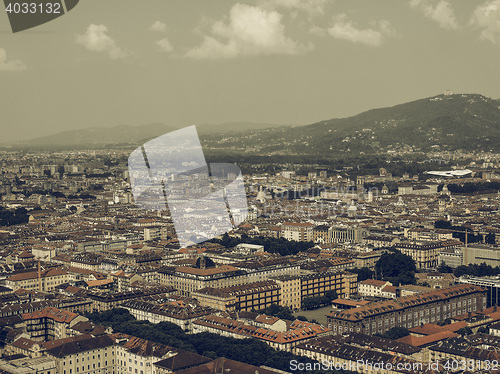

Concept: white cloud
[[150, 21, 167, 33], [257, 0, 328, 17], [471, 0, 500, 44], [185, 3, 310, 59], [410, 0, 458, 30], [75, 24, 126, 59], [327, 14, 394, 47], [156, 38, 174, 52], [0, 48, 26, 71]]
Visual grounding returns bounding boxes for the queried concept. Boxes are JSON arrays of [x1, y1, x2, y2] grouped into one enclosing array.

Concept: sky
[[2, 0, 500, 142]]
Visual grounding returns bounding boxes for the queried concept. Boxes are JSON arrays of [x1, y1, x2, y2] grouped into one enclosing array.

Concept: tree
[[477, 326, 489, 334], [457, 327, 473, 336], [350, 267, 374, 282], [437, 262, 453, 273], [377, 327, 410, 340], [375, 250, 417, 285]]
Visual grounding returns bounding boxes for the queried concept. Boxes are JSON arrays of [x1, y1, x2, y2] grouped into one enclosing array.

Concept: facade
[[406, 228, 453, 242], [5, 267, 70, 292], [22, 306, 88, 341], [327, 284, 486, 336], [295, 333, 427, 374], [395, 240, 461, 269], [46, 335, 116, 374], [358, 279, 393, 297], [300, 272, 357, 300], [312, 225, 331, 244], [416, 272, 456, 289], [192, 314, 332, 352], [463, 244, 500, 267], [192, 281, 280, 312], [354, 251, 383, 271], [330, 226, 365, 243], [281, 222, 314, 242], [271, 275, 301, 310], [158, 265, 247, 296]]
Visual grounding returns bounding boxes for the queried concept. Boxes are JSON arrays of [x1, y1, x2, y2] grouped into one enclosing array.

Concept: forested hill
[[201, 93, 500, 155]]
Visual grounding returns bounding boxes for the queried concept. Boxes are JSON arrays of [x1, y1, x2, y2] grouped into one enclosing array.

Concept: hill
[[200, 93, 500, 155], [19, 122, 294, 148], [17, 93, 500, 154]]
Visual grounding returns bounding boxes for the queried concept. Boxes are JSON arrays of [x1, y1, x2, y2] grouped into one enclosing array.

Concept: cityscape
[[4, 1, 500, 373]]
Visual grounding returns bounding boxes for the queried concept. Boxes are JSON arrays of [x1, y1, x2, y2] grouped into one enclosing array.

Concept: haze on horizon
[[1, 0, 500, 143]]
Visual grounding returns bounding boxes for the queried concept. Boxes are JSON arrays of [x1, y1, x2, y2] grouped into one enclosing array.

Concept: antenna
[[38, 260, 42, 291]]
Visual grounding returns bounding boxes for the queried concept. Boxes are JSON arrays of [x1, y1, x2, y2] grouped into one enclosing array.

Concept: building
[[416, 272, 456, 290], [354, 251, 383, 271], [192, 281, 280, 312], [281, 222, 314, 242], [457, 275, 500, 307], [231, 258, 301, 283], [46, 335, 116, 374], [295, 333, 426, 374], [192, 314, 331, 352], [463, 244, 500, 267], [358, 279, 393, 297], [158, 265, 247, 297], [300, 272, 357, 300], [330, 226, 365, 243], [312, 225, 331, 244], [363, 235, 399, 248], [395, 240, 461, 270], [327, 284, 487, 336], [22, 306, 88, 341], [406, 228, 453, 242], [5, 267, 70, 292], [271, 275, 301, 310]]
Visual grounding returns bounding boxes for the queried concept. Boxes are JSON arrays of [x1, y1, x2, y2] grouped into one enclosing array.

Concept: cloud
[[150, 21, 167, 33], [76, 24, 126, 59], [156, 38, 174, 52], [471, 0, 500, 44], [185, 3, 310, 59], [410, 0, 458, 30], [0, 48, 26, 71], [327, 14, 394, 47], [257, 0, 328, 17]]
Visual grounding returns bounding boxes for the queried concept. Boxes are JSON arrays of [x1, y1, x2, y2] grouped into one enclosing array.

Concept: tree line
[[86, 308, 346, 374]]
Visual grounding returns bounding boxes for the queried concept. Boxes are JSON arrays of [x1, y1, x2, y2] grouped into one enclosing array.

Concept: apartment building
[[330, 226, 365, 243], [232, 258, 301, 283], [358, 279, 393, 297], [5, 267, 69, 292], [295, 333, 426, 374], [85, 288, 175, 312], [120, 299, 212, 331], [46, 335, 116, 374], [192, 314, 331, 352], [271, 275, 301, 310], [158, 265, 247, 296], [22, 306, 88, 341], [281, 222, 314, 242], [406, 228, 453, 242], [395, 240, 461, 269], [192, 281, 280, 312], [327, 284, 486, 336], [354, 251, 383, 271], [301, 271, 357, 300]]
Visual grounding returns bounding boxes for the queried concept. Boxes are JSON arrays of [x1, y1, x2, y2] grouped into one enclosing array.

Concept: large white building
[[358, 279, 393, 297]]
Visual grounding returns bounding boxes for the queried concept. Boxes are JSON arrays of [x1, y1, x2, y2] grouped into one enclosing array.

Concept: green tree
[[437, 262, 453, 273], [375, 250, 417, 285]]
